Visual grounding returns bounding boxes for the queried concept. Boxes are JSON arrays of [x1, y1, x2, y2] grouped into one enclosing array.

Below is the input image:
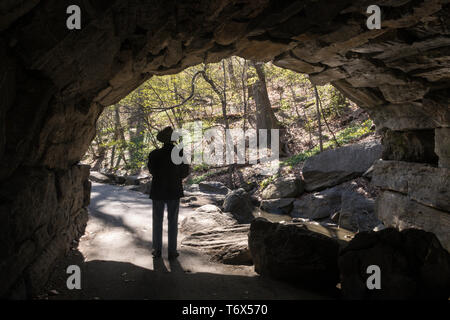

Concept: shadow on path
[[43, 249, 328, 300]]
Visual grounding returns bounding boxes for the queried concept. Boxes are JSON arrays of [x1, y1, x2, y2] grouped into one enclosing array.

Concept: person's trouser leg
[[167, 199, 180, 255], [152, 200, 165, 252]]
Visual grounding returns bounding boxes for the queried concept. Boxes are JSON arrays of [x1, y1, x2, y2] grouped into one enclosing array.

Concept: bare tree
[[313, 85, 323, 152], [251, 61, 280, 138]]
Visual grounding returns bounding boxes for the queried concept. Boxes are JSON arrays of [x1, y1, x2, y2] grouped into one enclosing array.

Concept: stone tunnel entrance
[[0, 0, 449, 299]]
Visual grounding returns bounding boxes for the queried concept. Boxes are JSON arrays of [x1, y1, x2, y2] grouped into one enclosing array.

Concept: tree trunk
[[241, 59, 248, 132], [313, 85, 323, 152], [251, 61, 285, 154], [318, 89, 340, 148], [251, 62, 279, 134]]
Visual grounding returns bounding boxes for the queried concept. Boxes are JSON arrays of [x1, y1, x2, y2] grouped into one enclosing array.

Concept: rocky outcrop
[[372, 160, 450, 212], [260, 198, 295, 215], [248, 218, 340, 291], [372, 160, 450, 251], [376, 191, 450, 252], [222, 188, 255, 223], [261, 176, 304, 199], [290, 180, 380, 232], [292, 187, 343, 220], [302, 141, 382, 191], [339, 228, 450, 300], [182, 224, 252, 265], [339, 191, 378, 232], [89, 171, 113, 184], [180, 205, 251, 265], [198, 181, 231, 195], [180, 205, 236, 234]]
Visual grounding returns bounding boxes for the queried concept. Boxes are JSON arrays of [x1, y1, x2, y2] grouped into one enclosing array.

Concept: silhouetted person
[[147, 126, 190, 259]]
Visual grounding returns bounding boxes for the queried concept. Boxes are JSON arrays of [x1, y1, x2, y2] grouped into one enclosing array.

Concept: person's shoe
[[168, 251, 179, 260], [152, 249, 161, 258]]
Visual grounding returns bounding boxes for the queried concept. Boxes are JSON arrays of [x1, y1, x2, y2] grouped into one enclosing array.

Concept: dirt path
[[40, 182, 326, 300]]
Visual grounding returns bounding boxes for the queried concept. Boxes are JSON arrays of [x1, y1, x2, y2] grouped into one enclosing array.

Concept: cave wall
[[0, 0, 449, 297]]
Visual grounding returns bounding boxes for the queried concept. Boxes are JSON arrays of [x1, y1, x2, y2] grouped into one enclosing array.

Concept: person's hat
[[156, 126, 174, 143]]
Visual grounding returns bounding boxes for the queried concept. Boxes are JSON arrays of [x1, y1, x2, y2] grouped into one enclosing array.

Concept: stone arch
[[1, 0, 449, 297]]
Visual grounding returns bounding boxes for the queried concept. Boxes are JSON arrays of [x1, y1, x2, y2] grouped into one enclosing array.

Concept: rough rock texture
[[373, 160, 450, 212], [182, 184, 227, 207], [260, 198, 295, 215], [376, 191, 450, 252], [198, 181, 231, 195], [339, 228, 450, 300], [292, 187, 343, 220], [372, 160, 450, 251], [291, 180, 380, 232], [89, 171, 113, 184], [339, 190, 378, 232], [435, 128, 450, 168], [180, 203, 251, 265], [182, 224, 252, 265], [0, 164, 90, 298], [180, 205, 236, 234], [381, 129, 438, 164], [2, 0, 450, 296], [261, 176, 304, 199], [302, 141, 382, 191], [222, 188, 255, 223], [249, 218, 340, 291]]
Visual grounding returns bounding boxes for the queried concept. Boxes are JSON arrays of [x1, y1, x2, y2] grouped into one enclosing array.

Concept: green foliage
[[281, 119, 374, 167], [186, 167, 228, 185], [192, 163, 209, 172], [259, 175, 276, 190]]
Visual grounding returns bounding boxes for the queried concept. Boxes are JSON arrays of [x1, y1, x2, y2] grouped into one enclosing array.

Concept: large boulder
[[261, 176, 304, 199], [291, 186, 343, 220], [291, 180, 380, 232], [339, 228, 450, 300], [372, 160, 450, 250], [223, 188, 255, 223], [124, 175, 140, 186], [198, 181, 231, 195], [182, 224, 252, 265], [339, 190, 379, 232], [113, 175, 127, 184], [248, 218, 340, 291], [89, 171, 112, 184], [375, 191, 450, 252], [302, 141, 382, 191], [260, 198, 295, 215], [372, 160, 450, 213], [180, 205, 236, 234]]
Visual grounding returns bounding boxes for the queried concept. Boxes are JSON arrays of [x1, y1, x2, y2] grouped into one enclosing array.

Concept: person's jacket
[[147, 143, 190, 200]]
